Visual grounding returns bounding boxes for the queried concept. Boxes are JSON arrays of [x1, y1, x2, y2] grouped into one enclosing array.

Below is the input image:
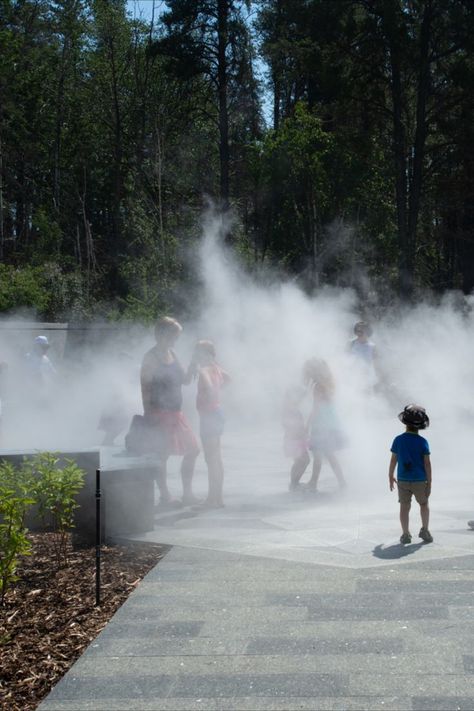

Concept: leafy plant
[[29, 453, 85, 569], [0, 461, 35, 605]]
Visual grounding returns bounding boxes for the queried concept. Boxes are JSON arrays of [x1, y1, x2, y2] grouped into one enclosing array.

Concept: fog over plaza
[[1, 214, 473, 518]]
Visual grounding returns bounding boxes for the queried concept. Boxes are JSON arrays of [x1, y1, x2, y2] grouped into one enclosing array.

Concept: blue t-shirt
[[390, 432, 430, 482]]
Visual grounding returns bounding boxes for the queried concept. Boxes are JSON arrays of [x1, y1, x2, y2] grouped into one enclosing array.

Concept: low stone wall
[[0, 448, 158, 545]]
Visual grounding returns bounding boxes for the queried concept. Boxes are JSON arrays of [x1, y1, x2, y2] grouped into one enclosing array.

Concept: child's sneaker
[[400, 532, 412, 544], [419, 527, 433, 543]]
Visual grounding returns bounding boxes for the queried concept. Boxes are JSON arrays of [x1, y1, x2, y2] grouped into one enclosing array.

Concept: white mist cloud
[[184, 214, 474, 506], [1, 213, 473, 514]]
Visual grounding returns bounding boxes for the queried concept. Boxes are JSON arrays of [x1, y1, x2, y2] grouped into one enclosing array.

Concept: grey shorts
[[397, 480, 429, 505], [200, 409, 225, 439]]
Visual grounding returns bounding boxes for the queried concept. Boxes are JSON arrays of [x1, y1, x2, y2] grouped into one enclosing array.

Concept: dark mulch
[[0, 533, 168, 711]]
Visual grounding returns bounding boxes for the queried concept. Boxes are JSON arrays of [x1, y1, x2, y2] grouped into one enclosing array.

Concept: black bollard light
[[95, 468, 101, 606]]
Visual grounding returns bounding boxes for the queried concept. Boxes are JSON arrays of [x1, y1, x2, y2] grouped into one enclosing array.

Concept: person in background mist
[[191, 340, 230, 508], [303, 358, 346, 493], [141, 317, 200, 507], [388, 404, 433, 545], [24, 335, 57, 404], [282, 382, 310, 491], [348, 321, 379, 388]]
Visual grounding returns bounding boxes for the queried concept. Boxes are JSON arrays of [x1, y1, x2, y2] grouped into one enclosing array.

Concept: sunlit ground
[[131, 423, 474, 569]]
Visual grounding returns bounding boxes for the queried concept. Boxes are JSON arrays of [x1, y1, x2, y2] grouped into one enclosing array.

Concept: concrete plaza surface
[[39, 429, 474, 711]]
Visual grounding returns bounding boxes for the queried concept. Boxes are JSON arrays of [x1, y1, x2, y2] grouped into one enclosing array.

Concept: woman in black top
[[141, 317, 199, 506]]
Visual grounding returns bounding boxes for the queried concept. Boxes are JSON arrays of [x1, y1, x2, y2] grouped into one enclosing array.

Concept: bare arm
[[424, 454, 432, 493], [220, 368, 231, 386], [183, 362, 196, 385], [388, 452, 397, 491], [140, 353, 154, 416]]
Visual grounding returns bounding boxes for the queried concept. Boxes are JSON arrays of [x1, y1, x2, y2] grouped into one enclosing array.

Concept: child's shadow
[[372, 542, 425, 559]]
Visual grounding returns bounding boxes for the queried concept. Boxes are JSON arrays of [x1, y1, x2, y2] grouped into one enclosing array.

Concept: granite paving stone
[[43, 674, 175, 701], [246, 637, 405, 655], [86, 636, 248, 658], [70, 651, 458, 676], [306, 604, 449, 621], [357, 579, 474, 592], [412, 698, 474, 711], [36, 696, 416, 711], [165, 672, 348, 698], [462, 655, 474, 673], [83, 620, 205, 640], [266, 592, 400, 606], [347, 673, 474, 696], [91, 610, 204, 640], [448, 607, 474, 620], [111, 603, 309, 624]]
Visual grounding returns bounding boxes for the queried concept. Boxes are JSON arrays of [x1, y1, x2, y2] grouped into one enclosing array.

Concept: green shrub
[[29, 453, 85, 568], [0, 262, 94, 321], [0, 454, 86, 601], [0, 461, 35, 605], [0, 264, 49, 314]]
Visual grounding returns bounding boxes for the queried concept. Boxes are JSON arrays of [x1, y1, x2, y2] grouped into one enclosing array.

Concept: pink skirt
[[284, 435, 308, 459], [148, 409, 199, 457], [282, 410, 308, 459]]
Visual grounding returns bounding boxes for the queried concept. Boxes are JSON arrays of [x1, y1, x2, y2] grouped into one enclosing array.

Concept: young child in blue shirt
[[389, 404, 433, 544]]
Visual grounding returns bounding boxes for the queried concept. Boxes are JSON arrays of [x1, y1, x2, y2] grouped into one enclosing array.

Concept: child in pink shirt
[[282, 383, 310, 491], [192, 340, 230, 508]]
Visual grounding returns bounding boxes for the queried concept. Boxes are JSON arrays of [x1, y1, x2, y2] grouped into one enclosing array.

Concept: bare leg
[[203, 436, 224, 505], [326, 452, 346, 488], [307, 453, 322, 491], [181, 450, 199, 503], [400, 502, 410, 534], [155, 457, 171, 502], [290, 450, 310, 489], [420, 502, 430, 529]]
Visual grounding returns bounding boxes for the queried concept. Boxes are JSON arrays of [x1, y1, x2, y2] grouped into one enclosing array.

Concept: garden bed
[[0, 532, 168, 711]]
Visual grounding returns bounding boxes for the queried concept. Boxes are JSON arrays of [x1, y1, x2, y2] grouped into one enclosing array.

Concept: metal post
[[95, 468, 101, 606]]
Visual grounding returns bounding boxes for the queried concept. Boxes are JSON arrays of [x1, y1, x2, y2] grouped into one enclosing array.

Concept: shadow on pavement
[[372, 542, 425, 559]]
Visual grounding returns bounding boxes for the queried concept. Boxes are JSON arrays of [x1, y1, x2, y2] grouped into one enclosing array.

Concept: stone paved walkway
[[39, 431, 474, 710]]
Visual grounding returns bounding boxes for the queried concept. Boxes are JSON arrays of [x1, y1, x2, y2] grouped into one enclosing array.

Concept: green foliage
[[0, 0, 473, 302], [31, 209, 63, 262], [262, 103, 334, 202], [0, 264, 49, 314], [29, 453, 85, 569], [255, 103, 336, 277], [0, 461, 35, 605], [0, 453, 85, 602], [0, 263, 92, 320]]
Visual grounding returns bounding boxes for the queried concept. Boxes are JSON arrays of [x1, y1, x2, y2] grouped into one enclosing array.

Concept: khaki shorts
[[397, 480, 429, 505]]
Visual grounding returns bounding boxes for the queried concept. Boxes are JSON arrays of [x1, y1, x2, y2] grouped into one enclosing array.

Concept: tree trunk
[[407, 0, 433, 283], [382, 0, 410, 294], [272, 67, 280, 130], [0, 131, 4, 261], [54, 40, 68, 214], [154, 122, 165, 255], [311, 195, 319, 288], [107, 32, 123, 256], [217, 0, 230, 211]]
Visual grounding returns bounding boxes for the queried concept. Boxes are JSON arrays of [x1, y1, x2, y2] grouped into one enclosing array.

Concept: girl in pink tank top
[[192, 340, 230, 508]]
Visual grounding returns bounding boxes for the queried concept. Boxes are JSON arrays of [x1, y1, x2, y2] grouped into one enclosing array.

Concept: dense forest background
[[1, 0, 474, 321]]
